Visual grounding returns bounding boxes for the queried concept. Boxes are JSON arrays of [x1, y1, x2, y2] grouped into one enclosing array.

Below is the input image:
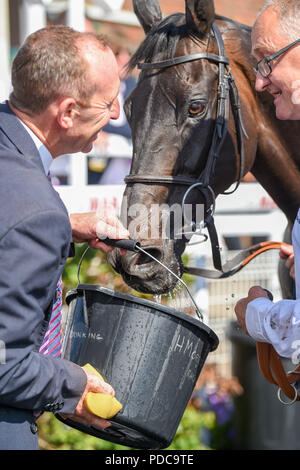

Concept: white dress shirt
[[246, 208, 300, 359], [17, 118, 53, 175]]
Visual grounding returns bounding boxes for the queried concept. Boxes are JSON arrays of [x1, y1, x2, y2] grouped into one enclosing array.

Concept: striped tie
[[39, 171, 63, 358], [34, 280, 63, 420], [39, 278, 63, 357]]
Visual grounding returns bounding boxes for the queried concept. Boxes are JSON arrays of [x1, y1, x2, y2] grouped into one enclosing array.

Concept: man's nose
[[111, 98, 120, 120], [255, 71, 271, 92]]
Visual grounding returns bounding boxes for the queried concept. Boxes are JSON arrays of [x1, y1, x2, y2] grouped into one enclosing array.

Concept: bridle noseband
[[124, 23, 248, 276]]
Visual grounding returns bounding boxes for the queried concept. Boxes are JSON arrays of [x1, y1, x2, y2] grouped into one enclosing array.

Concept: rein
[[125, 22, 249, 278]]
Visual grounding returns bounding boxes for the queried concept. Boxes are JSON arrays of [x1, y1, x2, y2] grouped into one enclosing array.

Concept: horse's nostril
[[135, 247, 162, 266]]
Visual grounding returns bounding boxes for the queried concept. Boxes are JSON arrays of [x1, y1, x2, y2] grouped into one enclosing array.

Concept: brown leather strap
[[241, 241, 287, 267], [256, 342, 300, 402], [184, 240, 290, 279], [238, 241, 300, 403]]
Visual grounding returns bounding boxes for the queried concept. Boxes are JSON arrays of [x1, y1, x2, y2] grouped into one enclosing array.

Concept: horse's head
[[109, 0, 256, 294]]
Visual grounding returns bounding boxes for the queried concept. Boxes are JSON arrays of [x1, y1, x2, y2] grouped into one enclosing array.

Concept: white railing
[[200, 249, 283, 377]]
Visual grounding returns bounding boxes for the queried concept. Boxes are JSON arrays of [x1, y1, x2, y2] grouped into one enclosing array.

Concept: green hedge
[[37, 407, 215, 451]]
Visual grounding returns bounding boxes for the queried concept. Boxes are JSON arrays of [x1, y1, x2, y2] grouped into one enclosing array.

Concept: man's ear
[[56, 97, 77, 129]]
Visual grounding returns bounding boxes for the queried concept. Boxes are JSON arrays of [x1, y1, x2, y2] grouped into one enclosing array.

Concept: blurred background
[[1, 0, 266, 187], [2, 0, 299, 451]]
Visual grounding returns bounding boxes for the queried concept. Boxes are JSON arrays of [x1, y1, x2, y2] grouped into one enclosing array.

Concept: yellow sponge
[[85, 392, 122, 419], [83, 364, 122, 419], [83, 363, 105, 381]]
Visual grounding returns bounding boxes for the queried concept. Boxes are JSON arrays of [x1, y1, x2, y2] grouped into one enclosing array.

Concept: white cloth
[[245, 208, 300, 359]]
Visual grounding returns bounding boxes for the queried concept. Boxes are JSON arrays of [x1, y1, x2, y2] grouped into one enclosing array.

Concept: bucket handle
[[77, 245, 90, 284]]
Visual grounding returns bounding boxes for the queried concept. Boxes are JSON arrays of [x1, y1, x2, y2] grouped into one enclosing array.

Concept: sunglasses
[[255, 38, 300, 78]]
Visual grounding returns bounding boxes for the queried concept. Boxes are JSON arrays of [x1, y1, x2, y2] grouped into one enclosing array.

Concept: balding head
[[255, 0, 300, 41]]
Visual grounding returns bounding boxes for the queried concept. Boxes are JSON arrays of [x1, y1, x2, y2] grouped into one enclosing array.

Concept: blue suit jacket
[[0, 102, 86, 445]]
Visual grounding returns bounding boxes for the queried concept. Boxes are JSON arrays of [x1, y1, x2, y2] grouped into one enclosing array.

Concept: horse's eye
[[188, 102, 206, 116]]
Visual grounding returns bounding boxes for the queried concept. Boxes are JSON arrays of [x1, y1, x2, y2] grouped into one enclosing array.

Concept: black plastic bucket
[[59, 284, 219, 449]]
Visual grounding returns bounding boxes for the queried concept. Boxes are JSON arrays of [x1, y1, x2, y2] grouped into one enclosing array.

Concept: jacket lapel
[[0, 101, 45, 173]]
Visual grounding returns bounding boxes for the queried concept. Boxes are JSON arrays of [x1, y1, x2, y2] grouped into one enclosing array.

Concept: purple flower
[[206, 391, 234, 425]]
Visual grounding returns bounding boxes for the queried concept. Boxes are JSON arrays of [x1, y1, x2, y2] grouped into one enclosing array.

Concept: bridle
[[124, 22, 249, 277]]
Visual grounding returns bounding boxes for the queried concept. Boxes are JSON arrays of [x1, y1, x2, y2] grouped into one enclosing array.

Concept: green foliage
[[166, 407, 215, 450], [37, 413, 130, 450], [37, 407, 214, 451]]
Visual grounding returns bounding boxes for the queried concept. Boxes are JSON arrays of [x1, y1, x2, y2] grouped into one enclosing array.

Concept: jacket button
[[30, 422, 38, 434], [45, 403, 54, 412], [55, 403, 64, 412]]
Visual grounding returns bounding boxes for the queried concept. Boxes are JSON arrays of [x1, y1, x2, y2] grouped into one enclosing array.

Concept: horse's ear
[[185, 0, 215, 36], [133, 0, 162, 34]]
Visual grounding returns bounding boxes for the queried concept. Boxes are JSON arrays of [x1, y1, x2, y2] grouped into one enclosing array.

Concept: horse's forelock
[[128, 13, 189, 72]]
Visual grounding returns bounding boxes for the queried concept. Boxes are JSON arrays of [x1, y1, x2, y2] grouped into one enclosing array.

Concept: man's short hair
[[10, 25, 110, 115], [257, 0, 300, 41]]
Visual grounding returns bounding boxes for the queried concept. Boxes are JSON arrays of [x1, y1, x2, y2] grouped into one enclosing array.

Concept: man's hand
[[70, 212, 129, 253], [280, 243, 295, 280], [60, 368, 115, 430], [234, 286, 269, 335]]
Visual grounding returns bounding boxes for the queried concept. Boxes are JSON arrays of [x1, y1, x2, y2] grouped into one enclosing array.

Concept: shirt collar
[[17, 118, 53, 175]]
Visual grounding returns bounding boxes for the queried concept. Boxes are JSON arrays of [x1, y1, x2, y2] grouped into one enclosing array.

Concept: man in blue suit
[[0, 25, 129, 449]]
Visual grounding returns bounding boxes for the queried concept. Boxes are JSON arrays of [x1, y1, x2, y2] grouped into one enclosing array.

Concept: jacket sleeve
[[246, 297, 300, 359], [0, 209, 86, 413]]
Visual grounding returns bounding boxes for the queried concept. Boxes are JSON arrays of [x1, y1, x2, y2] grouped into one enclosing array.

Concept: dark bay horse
[[108, 0, 300, 295]]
